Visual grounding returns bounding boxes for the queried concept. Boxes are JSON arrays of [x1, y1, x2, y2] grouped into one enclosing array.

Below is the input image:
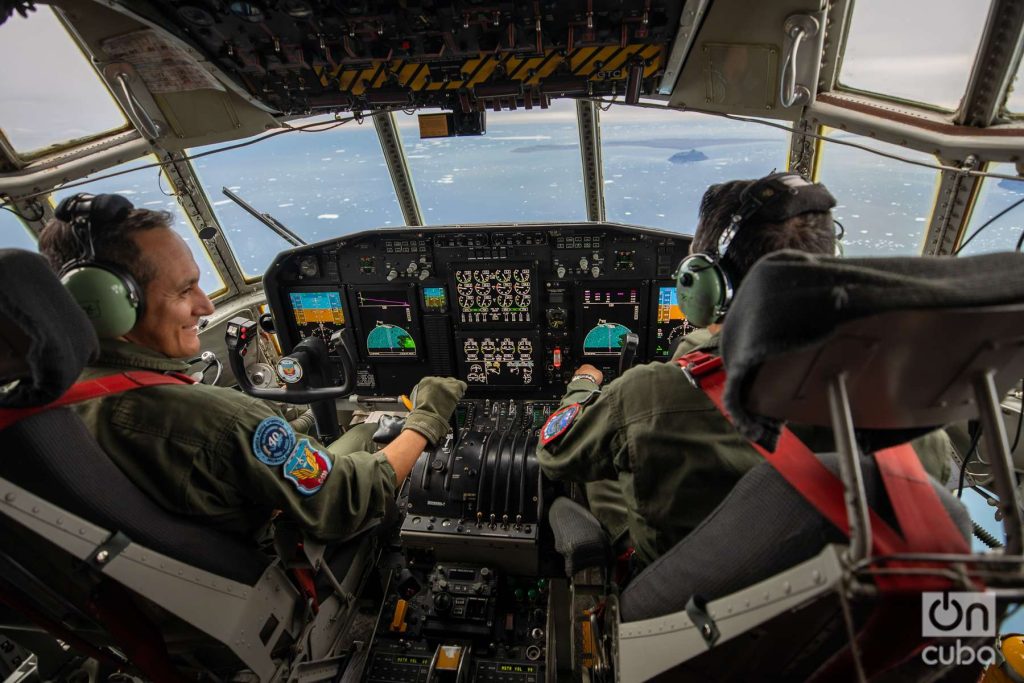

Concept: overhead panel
[[103, 1, 685, 114], [668, 0, 828, 121]]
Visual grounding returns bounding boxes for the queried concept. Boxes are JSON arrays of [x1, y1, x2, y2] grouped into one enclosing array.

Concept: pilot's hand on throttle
[[573, 364, 604, 386], [404, 377, 468, 446]]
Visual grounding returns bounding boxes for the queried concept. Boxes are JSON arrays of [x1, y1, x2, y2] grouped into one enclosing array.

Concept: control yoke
[[619, 332, 640, 376], [225, 316, 356, 403]]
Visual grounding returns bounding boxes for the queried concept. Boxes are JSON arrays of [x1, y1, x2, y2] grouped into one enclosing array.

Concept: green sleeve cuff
[[403, 410, 448, 446]]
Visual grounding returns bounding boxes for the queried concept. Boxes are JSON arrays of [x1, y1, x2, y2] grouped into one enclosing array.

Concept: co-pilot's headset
[[55, 193, 144, 339], [674, 172, 839, 328]]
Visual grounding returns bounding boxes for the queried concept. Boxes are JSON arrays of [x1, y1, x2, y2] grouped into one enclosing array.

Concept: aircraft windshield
[[52, 157, 225, 295], [0, 209, 35, 251], [839, 0, 991, 111], [0, 7, 127, 155], [816, 131, 939, 256], [600, 107, 790, 232], [190, 117, 404, 278], [395, 98, 587, 225], [1008, 59, 1024, 114], [958, 163, 1024, 255]]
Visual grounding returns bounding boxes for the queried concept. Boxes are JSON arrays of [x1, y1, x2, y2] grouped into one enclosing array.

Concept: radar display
[[652, 286, 695, 358], [456, 332, 539, 387], [577, 286, 643, 357], [355, 287, 419, 358], [453, 264, 534, 325], [289, 290, 345, 342]]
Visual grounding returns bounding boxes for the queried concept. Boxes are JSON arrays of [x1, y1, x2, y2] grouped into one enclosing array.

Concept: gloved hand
[[403, 377, 467, 446]]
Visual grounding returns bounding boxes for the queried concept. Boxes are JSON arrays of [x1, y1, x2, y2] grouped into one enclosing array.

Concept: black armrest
[[549, 497, 611, 578]]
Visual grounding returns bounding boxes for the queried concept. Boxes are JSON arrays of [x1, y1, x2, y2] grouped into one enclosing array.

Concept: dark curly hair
[[691, 178, 836, 287], [38, 207, 172, 288]]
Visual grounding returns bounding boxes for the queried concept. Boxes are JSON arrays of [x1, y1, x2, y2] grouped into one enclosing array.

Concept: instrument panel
[[264, 223, 693, 399]]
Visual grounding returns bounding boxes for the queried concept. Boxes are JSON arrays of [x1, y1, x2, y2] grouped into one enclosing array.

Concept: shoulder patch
[[540, 403, 581, 447], [283, 438, 333, 495], [252, 416, 297, 466]]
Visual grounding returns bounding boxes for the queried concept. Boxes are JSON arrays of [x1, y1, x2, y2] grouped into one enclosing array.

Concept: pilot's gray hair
[[38, 207, 171, 288]]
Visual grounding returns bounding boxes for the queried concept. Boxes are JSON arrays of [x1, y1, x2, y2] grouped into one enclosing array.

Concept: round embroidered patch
[[283, 438, 333, 495], [252, 416, 297, 466], [540, 403, 581, 446], [277, 357, 303, 384]]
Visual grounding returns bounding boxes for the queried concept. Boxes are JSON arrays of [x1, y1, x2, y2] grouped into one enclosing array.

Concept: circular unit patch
[[276, 357, 303, 384], [252, 416, 297, 466]]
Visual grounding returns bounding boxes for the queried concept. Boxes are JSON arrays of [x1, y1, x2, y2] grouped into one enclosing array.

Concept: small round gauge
[[298, 256, 319, 278], [667, 321, 697, 345]]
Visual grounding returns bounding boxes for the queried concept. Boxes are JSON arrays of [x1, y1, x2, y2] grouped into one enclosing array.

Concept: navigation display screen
[[576, 285, 645, 357], [289, 290, 345, 342], [353, 286, 420, 359], [456, 331, 539, 388], [650, 285, 694, 358], [452, 263, 535, 325]]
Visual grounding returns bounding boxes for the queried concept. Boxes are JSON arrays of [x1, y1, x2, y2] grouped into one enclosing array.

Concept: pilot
[[38, 193, 465, 543], [537, 174, 954, 569]]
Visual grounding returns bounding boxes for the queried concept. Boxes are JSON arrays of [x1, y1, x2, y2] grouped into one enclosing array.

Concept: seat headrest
[[0, 249, 99, 408], [721, 250, 1024, 449]]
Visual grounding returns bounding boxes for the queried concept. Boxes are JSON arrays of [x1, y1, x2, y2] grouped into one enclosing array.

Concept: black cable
[[957, 423, 983, 499], [1012, 389, 1023, 454], [954, 194, 1024, 255], [1016, 228, 1024, 252], [0, 202, 44, 222]]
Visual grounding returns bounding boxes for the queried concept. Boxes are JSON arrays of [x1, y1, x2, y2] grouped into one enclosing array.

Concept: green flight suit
[[70, 339, 397, 543], [538, 331, 954, 568]]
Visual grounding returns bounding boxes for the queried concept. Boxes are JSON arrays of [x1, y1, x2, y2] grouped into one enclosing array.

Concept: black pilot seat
[[550, 249, 1024, 682]]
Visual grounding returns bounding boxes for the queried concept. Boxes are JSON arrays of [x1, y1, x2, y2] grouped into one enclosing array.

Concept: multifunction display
[[288, 290, 345, 342], [453, 264, 534, 325], [456, 332, 539, 388], [577, 285, 644, 357], [354, 286, 420, 359], [651, 285, 694, 358]]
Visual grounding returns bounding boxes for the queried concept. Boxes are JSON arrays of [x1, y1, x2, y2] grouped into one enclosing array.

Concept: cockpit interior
[[1, 0, 1024, 681]]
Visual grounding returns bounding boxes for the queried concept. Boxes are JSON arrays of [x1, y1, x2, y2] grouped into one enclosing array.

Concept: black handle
[[618, 332, 639, 376]]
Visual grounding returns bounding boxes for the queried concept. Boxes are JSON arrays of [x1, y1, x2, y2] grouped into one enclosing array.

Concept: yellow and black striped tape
[[313, 43, 665, 95]]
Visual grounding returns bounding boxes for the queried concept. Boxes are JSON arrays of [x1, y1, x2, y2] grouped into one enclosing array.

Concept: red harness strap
[[0, 370, 193, 432], [676, 352, 970, 568]]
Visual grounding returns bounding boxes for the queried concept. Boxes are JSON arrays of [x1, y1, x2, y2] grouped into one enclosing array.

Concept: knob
[[419, 269, 430, 280], [430, 458, 446, 473], [579, 257, 588, 269], [386, 269, 399, 281], [555, 265, 566, 279], [433, 592, 452, 612], [590, 265, 601, 277]]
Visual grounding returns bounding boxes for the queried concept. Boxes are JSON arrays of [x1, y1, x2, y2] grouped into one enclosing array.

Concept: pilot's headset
[[55, 193, 144, 339], [674, 172, 837, 328]]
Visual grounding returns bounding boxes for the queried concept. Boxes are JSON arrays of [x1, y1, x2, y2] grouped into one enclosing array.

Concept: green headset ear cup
[[675, 254, 727, 329], [61, 265, 140, 338]]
